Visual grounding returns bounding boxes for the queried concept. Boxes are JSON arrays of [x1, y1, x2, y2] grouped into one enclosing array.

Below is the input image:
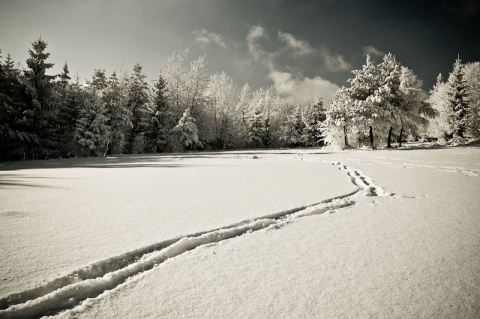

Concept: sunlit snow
[[1, 145, 479, 318]]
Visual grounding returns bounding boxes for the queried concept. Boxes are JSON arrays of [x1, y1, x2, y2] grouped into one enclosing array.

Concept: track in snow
[[0, 161, 393, 319]]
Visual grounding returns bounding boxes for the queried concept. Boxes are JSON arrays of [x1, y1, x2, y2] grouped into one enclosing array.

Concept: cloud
[[246, 25, 275, 67], [245, 25, 341, 105], [362, 45, 385, 58], [319, 47, 350, 71], [193, 29, 232, 49], [268, 70, 339, 106], [278, 31, 314, 56]]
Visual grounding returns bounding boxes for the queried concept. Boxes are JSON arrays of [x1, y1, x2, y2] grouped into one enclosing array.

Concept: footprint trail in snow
[[0, 160, 394, 319]]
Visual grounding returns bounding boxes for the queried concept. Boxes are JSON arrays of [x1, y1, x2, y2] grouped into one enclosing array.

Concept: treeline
[[322, 54, 480, 149], [0, 39, 326, 161], [1, 38, 479, 161]]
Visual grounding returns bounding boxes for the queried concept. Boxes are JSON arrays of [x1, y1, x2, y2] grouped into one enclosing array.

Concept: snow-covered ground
[[1, 145, 479, 318]]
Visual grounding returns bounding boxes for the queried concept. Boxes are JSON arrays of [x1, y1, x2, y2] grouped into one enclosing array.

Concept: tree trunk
[[369, 126, 374, 148], [387, 127, 393, 148], [343, 126, 348, 149], [399, 127, 404, 147]]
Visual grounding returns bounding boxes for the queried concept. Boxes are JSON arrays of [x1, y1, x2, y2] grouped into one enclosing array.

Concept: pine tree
[[172, 108, 201, 151], [322, 87, 353, 149], [281, 107, 304, 147], [88, 69, 108, 96], [463, 62, 480, 138], [347, 54, 382, 148], [58, 62, 71, 89], [145, 75, 175, 153], [22, 38, 59, 159], [75, 95, 110, 156], [302, 96, 326, 146], [56, 62, 81, 157], [0, 51, 34, 160], [447, 57, 469, 139], [126, 63, 150, 153], [104, 71, 132, 154], [247, 109, 265, 148]]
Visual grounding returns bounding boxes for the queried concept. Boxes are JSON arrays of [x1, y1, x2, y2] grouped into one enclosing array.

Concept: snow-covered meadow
[[1, 144, 479, 318]]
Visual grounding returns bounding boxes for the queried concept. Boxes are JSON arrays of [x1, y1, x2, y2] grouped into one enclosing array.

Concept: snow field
[[1, 146, 479, 318]]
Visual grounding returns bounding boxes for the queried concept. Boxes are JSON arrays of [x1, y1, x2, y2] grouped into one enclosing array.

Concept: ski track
[[0, 158, 394, 319]]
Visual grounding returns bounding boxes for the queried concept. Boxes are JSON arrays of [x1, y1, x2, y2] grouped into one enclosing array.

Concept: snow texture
[[1, 145, 479, 318]]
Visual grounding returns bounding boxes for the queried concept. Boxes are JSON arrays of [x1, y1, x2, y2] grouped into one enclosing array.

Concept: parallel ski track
[[0, 159, 393, 319]]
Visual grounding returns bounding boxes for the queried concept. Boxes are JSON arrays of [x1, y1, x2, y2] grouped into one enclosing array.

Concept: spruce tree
[[126, 63, 150, 153], [22, 38, 59, 159], [145, 75, 175, 153], [281, 107, 304, 147], [172, 108, 200, 151], [75, 95, 110, 156], [247, 109, 265, 148], [447, 57, 469, 139], [0, 51, 34, 160], [104, 71, 132, 154], [302, 96, 326, 146]]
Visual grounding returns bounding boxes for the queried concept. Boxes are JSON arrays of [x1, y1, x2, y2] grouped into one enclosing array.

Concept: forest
[[1, 38, 479, 161]]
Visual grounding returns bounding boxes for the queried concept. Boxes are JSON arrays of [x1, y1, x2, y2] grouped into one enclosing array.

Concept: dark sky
[[0, 0, 478, 105]]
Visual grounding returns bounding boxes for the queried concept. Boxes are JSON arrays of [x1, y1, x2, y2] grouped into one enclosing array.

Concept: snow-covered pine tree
[[446, 57, 469, 139], [281, 106, 304, 147], [104, 71, 132, 154], [74, 95, 110, 156], [322, 87, 353, 149], [247, 109, 265, 148], [126, 63, 150, 153], [88, 69, 108, 97], [172, 108, 201, 151], [376, 53, 403, 148], [347, 54, 382, 148], [22, 38, 60, 159], [0, 51, 35, 160], [463, 62, 480, 138], [56, 62, 82, 157], [145, 74, 175, 153], [302, 95, 326, 146]]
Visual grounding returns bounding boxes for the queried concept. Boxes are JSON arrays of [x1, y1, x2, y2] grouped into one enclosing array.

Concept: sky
[[0, 0, 479, 105]]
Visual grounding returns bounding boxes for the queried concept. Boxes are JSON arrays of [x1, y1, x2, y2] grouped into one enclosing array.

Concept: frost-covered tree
[[172, 108, 201, 151], [396, 67, 434, 145], [104, 71, 132, 154], [302, 96, 326, 146], [75, 96, 110, 156], [205, 72, 238, 149], [145, 74, 175, 153], [446, 57, 469, 139], [427, 74, 452, 140]]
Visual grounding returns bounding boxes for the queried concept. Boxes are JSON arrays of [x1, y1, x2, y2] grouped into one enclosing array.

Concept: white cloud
[[278, 31, 314, 56], [246, 25, 275, 67], [319, 47, 350, 71], [245, 25, 341, 105], [362, 45, 385, 58], [268, 70, 339, 106], [193, 29, 231, 49]]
